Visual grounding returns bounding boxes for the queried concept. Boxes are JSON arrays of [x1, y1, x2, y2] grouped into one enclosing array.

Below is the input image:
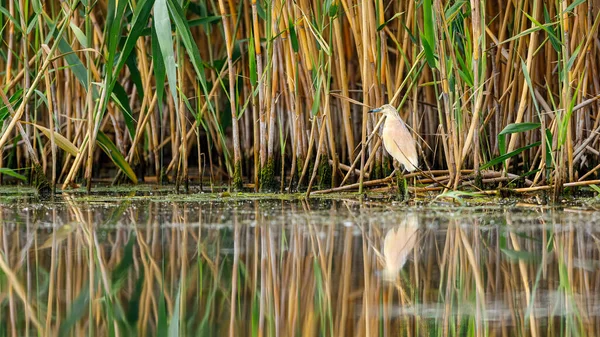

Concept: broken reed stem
[[314, 174, 600, 195]]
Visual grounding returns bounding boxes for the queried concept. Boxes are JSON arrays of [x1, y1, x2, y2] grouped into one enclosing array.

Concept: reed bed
[[0, 0, 600, 198], [1, 197, 600, 336]]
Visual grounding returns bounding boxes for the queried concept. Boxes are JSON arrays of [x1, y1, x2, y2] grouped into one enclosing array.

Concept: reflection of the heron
[[382, 213, 420, 282]]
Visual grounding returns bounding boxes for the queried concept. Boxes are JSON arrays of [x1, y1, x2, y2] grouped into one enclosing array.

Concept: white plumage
[[369, 104, 418, 172]]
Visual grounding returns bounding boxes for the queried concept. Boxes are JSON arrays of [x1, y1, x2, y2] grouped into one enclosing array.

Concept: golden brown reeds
[[0, 0, 599, 200]]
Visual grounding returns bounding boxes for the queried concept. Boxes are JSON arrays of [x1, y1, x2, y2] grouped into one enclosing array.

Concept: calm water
[[1, 188, 600, 336]]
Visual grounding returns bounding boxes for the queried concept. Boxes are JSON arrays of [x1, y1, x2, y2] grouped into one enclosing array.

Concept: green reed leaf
[[32, 123, 80, 156], [154, 0, 179, 111], [111, 82, 136, 140], [422, 0, 436, 69], [482, 141, 541, 170], [563, 0, 585, 14], [377, 12, 404, 32], [498, 122, 541, 158], [96, 131, 138, 184], [288, 22, 299, 53], [0, 168, 27, 181], [249, 34, 258, 86], [167, 0, 212, 111]]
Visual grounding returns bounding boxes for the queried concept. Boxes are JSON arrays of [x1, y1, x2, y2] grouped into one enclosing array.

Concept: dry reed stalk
[[306, 116, 327, 195], [41, 43, 58, 192], [250, 0, 266, 187], [218, 0, 242, 190], [332, 5, 355, 164], [357, 0, 372, 194]]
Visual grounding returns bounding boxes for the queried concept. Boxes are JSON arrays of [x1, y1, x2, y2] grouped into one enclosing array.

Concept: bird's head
[[368, 104, 399, 118]]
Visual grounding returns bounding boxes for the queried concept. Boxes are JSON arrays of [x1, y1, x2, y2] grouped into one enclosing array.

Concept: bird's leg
[[393, 161, 408, 201], [386, 160, 399, 179]]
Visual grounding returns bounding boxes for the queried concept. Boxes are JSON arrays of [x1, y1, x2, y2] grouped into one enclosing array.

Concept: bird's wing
[[383, 118, 418, 171]]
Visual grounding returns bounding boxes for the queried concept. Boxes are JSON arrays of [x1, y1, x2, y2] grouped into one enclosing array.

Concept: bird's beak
[[368, 107, 382, 113]]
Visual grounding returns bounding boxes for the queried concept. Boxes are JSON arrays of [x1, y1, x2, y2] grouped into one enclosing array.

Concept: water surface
[[1, 187, 600, 336]]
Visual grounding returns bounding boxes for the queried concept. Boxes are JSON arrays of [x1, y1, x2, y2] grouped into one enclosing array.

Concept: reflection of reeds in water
[[1, 199, 600, 336]]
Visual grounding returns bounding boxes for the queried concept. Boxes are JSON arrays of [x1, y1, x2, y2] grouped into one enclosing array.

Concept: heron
[[368, 104, 418, 173]]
